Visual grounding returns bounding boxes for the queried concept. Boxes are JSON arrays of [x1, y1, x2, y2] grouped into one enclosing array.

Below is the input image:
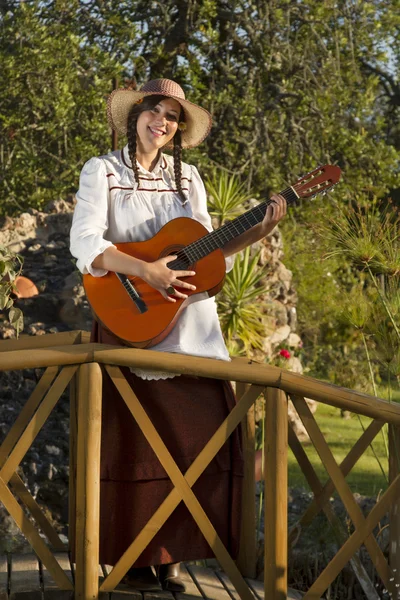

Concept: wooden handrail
[[1, 335, 399, 424]]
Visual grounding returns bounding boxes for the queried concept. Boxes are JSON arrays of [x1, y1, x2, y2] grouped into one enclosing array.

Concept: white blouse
[[70, 145, 234, 379]]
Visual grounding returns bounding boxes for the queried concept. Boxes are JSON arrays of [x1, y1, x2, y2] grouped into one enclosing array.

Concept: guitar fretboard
[[169, 186, 298, 269]]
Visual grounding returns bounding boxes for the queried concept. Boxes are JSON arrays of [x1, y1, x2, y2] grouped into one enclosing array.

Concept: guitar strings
[[170, 188, 298, 268]]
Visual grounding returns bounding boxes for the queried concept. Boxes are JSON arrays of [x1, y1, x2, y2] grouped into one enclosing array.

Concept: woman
[[70, 78, 286, 592]]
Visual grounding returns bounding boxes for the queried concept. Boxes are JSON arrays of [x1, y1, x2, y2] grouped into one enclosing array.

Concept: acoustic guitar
[[83, 164, 341, 347]]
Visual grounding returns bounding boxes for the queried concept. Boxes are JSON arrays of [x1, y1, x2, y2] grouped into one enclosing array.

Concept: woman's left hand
[[260, 193, 287, 236]]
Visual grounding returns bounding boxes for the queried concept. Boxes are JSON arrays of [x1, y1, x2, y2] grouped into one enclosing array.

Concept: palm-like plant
[[205, 169, 255, 226], [217, 247, 270, 356]]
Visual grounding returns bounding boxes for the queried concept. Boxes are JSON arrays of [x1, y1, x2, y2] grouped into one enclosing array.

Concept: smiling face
[[136, 97, 181, 155]]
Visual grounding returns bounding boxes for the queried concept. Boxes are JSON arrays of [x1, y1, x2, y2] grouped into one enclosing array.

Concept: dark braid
[[126, 109, 140, 186], [173, 129, 186, 204]]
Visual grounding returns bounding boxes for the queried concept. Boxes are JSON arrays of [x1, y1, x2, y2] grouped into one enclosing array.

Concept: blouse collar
[[121, 145, 167, 176]]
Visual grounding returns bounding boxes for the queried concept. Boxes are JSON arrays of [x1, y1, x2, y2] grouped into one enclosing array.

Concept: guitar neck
[[170, 185, 299, 267]]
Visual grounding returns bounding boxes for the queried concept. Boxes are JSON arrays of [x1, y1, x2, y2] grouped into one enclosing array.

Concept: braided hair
[[126, 95, 186, 203]]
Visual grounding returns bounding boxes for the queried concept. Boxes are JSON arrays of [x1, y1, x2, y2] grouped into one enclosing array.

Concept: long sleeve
[[70, 157, 116, 277], [189, 165, 235, 272]]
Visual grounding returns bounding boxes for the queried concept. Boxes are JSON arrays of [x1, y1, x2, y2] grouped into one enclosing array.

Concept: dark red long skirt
[[91, 321, 244, 567]]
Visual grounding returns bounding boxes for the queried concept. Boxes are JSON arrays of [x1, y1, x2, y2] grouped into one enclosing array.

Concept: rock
[[288, 333, 302, 348], [45, 445, 62, 457], [287, 356, 303, 374], [268, 324, 291, 345], [287, 306, 297, 330]]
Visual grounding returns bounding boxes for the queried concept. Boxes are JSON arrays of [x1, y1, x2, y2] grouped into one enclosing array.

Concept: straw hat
[[107, 78, 212, 149]]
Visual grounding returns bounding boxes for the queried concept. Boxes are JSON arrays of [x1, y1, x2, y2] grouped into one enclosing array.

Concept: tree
[[0, 0, 123, 215]]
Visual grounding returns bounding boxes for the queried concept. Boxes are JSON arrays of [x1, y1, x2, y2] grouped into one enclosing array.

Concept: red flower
[[279, 349, 291, 359]]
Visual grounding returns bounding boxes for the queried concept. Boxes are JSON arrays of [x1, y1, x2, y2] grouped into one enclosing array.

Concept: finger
[[270, 196, 286, 216], [160, 289, 176, 303], [165, 255, 178, 264], [166, 286, 188, 300], [173, 280, 197, 291], [174, 270, 196, 278], [172, 290, 189, 299]]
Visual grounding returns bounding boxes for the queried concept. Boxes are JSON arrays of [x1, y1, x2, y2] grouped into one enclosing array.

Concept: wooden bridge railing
[[0, 329, 399, 599]]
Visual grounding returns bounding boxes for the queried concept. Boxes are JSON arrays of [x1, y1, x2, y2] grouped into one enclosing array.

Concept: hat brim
[[107, 88, 212, 149]]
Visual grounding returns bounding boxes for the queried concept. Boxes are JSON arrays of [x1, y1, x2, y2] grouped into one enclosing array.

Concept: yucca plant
[[217, 247, 270, 356], [320, 199, 400, 472], [205, 169, 255, 226], [324, 200, 400, 343], [0, 245, 24, 335]]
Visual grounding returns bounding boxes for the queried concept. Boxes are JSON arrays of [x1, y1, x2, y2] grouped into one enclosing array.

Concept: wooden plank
[[237, 382, 257, 579], [175, 563, 203, 599], [246, 578, 308, 600], [0, 366, 58, 466], [103, 564, 141, 599], [288, 425, 380, 600], [245, 577, 262, 599], [0, 330, 82, 352], [10, 472, 66, 549], [216, 569, 241, 599], [0, 555, 8, 600], [0, 365, 78, 485], [143, 591, 174, 600], [94, 348, 400, 425], [291, 396, 392, 596], [79, 330, 92, 344], [389, 424, 400, 598], [68, 370, 78, 555], [0, 477, 73, 590], [0, 343, 97, 372], [9, 553, 41, 600], [72, 562, 109, 599], [100, 372, 262, 596], [110, 591, 141, 599], [287, 591, 304, 600], [289, 418, 384, 538], [186, 565, 232, 599], [42, 552, 73, 599], [264, 388, 288, 600], [75, 363, 103, 600], [304, 473, 400, 599]]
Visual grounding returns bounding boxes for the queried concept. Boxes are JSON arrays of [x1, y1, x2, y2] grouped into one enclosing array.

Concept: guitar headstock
[[293, 165, 341, 199]]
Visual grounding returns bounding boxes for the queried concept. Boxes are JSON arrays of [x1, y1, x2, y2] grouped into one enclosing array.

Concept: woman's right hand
[[140, 255, 196, 302]]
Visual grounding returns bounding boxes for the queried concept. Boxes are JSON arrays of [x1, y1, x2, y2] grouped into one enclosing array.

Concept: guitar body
[[83, 217, 227, 348], [82, 164, 341, 348]]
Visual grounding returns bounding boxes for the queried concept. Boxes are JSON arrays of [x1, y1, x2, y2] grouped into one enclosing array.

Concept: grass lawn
[[288, 401, 393, 497]]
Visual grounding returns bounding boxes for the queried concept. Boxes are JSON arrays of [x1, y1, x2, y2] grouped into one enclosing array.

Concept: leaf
[[0, 291, 10, 310], [8, 307, 24, 336]]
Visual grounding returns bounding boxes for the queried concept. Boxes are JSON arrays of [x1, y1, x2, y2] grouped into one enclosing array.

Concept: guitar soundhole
[[161, 246, 195, 271]]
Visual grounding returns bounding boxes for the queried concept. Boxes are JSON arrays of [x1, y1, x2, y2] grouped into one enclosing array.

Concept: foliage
[[205, 169, 254, 225], [217, 247, 269, 356], [1, 0, 400, 381], [317, 200, 400, 391], [0, 0, 123, 215], [71, 0, 400, 198], [0, 247, 24, 335]]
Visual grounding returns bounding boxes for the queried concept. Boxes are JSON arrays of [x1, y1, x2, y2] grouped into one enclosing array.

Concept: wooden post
[[264, 387, 288, 600], [68, 370, 78, 557], [237, 382, 257, 578], [389, 424, 400, 597], [75, 363, 102, 600]]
